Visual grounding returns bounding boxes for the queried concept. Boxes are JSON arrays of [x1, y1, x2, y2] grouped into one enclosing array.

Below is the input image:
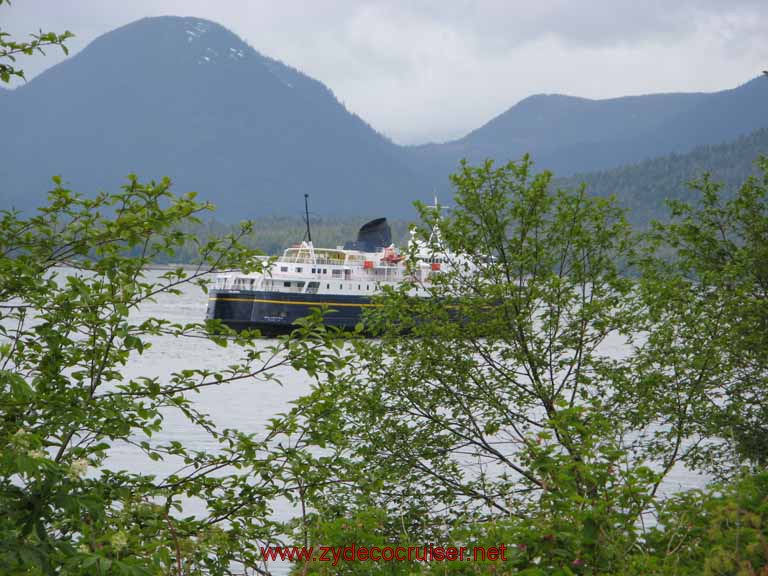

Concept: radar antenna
[[426, 189, 450, 246]]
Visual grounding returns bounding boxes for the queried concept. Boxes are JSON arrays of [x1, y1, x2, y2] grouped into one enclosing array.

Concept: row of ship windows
[[281, 265, 346, 276], [284, 281, 375, 291], [281, 262, 445, 272]]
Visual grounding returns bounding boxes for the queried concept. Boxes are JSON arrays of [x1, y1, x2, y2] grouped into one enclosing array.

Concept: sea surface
[[99, 273, 312, 575], [78, 271, 707, 574]]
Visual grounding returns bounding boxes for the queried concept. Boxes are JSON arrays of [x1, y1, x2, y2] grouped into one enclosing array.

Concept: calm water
[[101, 274, 314, 575], [85, 272, 706, 573]]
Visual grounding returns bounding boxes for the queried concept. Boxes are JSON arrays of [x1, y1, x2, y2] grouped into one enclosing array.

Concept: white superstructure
[[213, 236, 453, 298]]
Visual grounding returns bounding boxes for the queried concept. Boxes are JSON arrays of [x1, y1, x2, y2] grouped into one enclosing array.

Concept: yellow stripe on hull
[[209, 296, 382, 308]]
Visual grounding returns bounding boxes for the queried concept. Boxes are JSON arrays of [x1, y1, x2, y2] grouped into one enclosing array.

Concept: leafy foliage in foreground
[[0, 177, 348, 575], [0, 11, 351, 575], [0, 0, 73, 84], [288, 156, 768, 575], [1, 162, 766, 576], [291, 472, 768, 576]]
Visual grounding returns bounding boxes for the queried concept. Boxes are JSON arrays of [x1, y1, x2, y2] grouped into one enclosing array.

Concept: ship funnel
[[344, 218, 392, 251]]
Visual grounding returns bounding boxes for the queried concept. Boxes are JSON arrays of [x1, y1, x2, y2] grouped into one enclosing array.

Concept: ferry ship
[[206, 200, 453, 335]]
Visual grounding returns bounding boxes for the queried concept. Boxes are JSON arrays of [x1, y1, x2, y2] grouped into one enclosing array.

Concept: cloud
[[3, 0, 767, 143]]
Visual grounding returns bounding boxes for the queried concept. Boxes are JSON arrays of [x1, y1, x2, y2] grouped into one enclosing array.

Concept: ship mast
[[303, 193, 312, 243]]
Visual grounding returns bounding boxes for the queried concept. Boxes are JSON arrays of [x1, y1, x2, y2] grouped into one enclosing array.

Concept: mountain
[[0, 16, 427, 218], [411, 77, 768, 181], [412, 91, 705, 163], [2, 16, 767, 220], [170, 129, 768, 259], [557, 127, 768, 225]]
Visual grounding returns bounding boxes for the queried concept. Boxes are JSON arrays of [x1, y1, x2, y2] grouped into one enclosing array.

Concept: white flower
[[111, 531, 128, 551], [69, 458, 89, 479], [28, 449, 46, 459], [11, 429, 30, 448]]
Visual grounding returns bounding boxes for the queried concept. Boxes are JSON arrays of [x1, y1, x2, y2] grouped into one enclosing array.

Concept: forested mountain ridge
[[558, 127, 768, 225], [167, 128, 768, 260]]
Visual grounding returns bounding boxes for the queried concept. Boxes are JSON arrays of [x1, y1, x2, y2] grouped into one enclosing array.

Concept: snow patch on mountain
[[228, 47, 245, 60], [185, 21, 209, 43]]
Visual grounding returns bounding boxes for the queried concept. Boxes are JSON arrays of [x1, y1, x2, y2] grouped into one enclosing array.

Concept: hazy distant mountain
[[558, 127, 768, 225], [411, 77, 768, 181], [413, 91, 705, 161], [0, 16, 427, 218], [2, 16, 767, 220]]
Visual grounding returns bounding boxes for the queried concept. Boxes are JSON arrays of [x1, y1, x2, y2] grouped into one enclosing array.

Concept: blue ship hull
[[206, 289, 377, 335]]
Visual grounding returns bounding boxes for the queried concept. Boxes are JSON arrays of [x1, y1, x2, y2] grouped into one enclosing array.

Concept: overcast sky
[[4, 1, 767, 144]]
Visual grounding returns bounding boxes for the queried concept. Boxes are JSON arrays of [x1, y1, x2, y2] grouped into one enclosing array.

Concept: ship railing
[[213, 279, 248, 290], [274, 255, 405, 267], [275, 256, 346, 265], [266, 268, 409, 282]]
